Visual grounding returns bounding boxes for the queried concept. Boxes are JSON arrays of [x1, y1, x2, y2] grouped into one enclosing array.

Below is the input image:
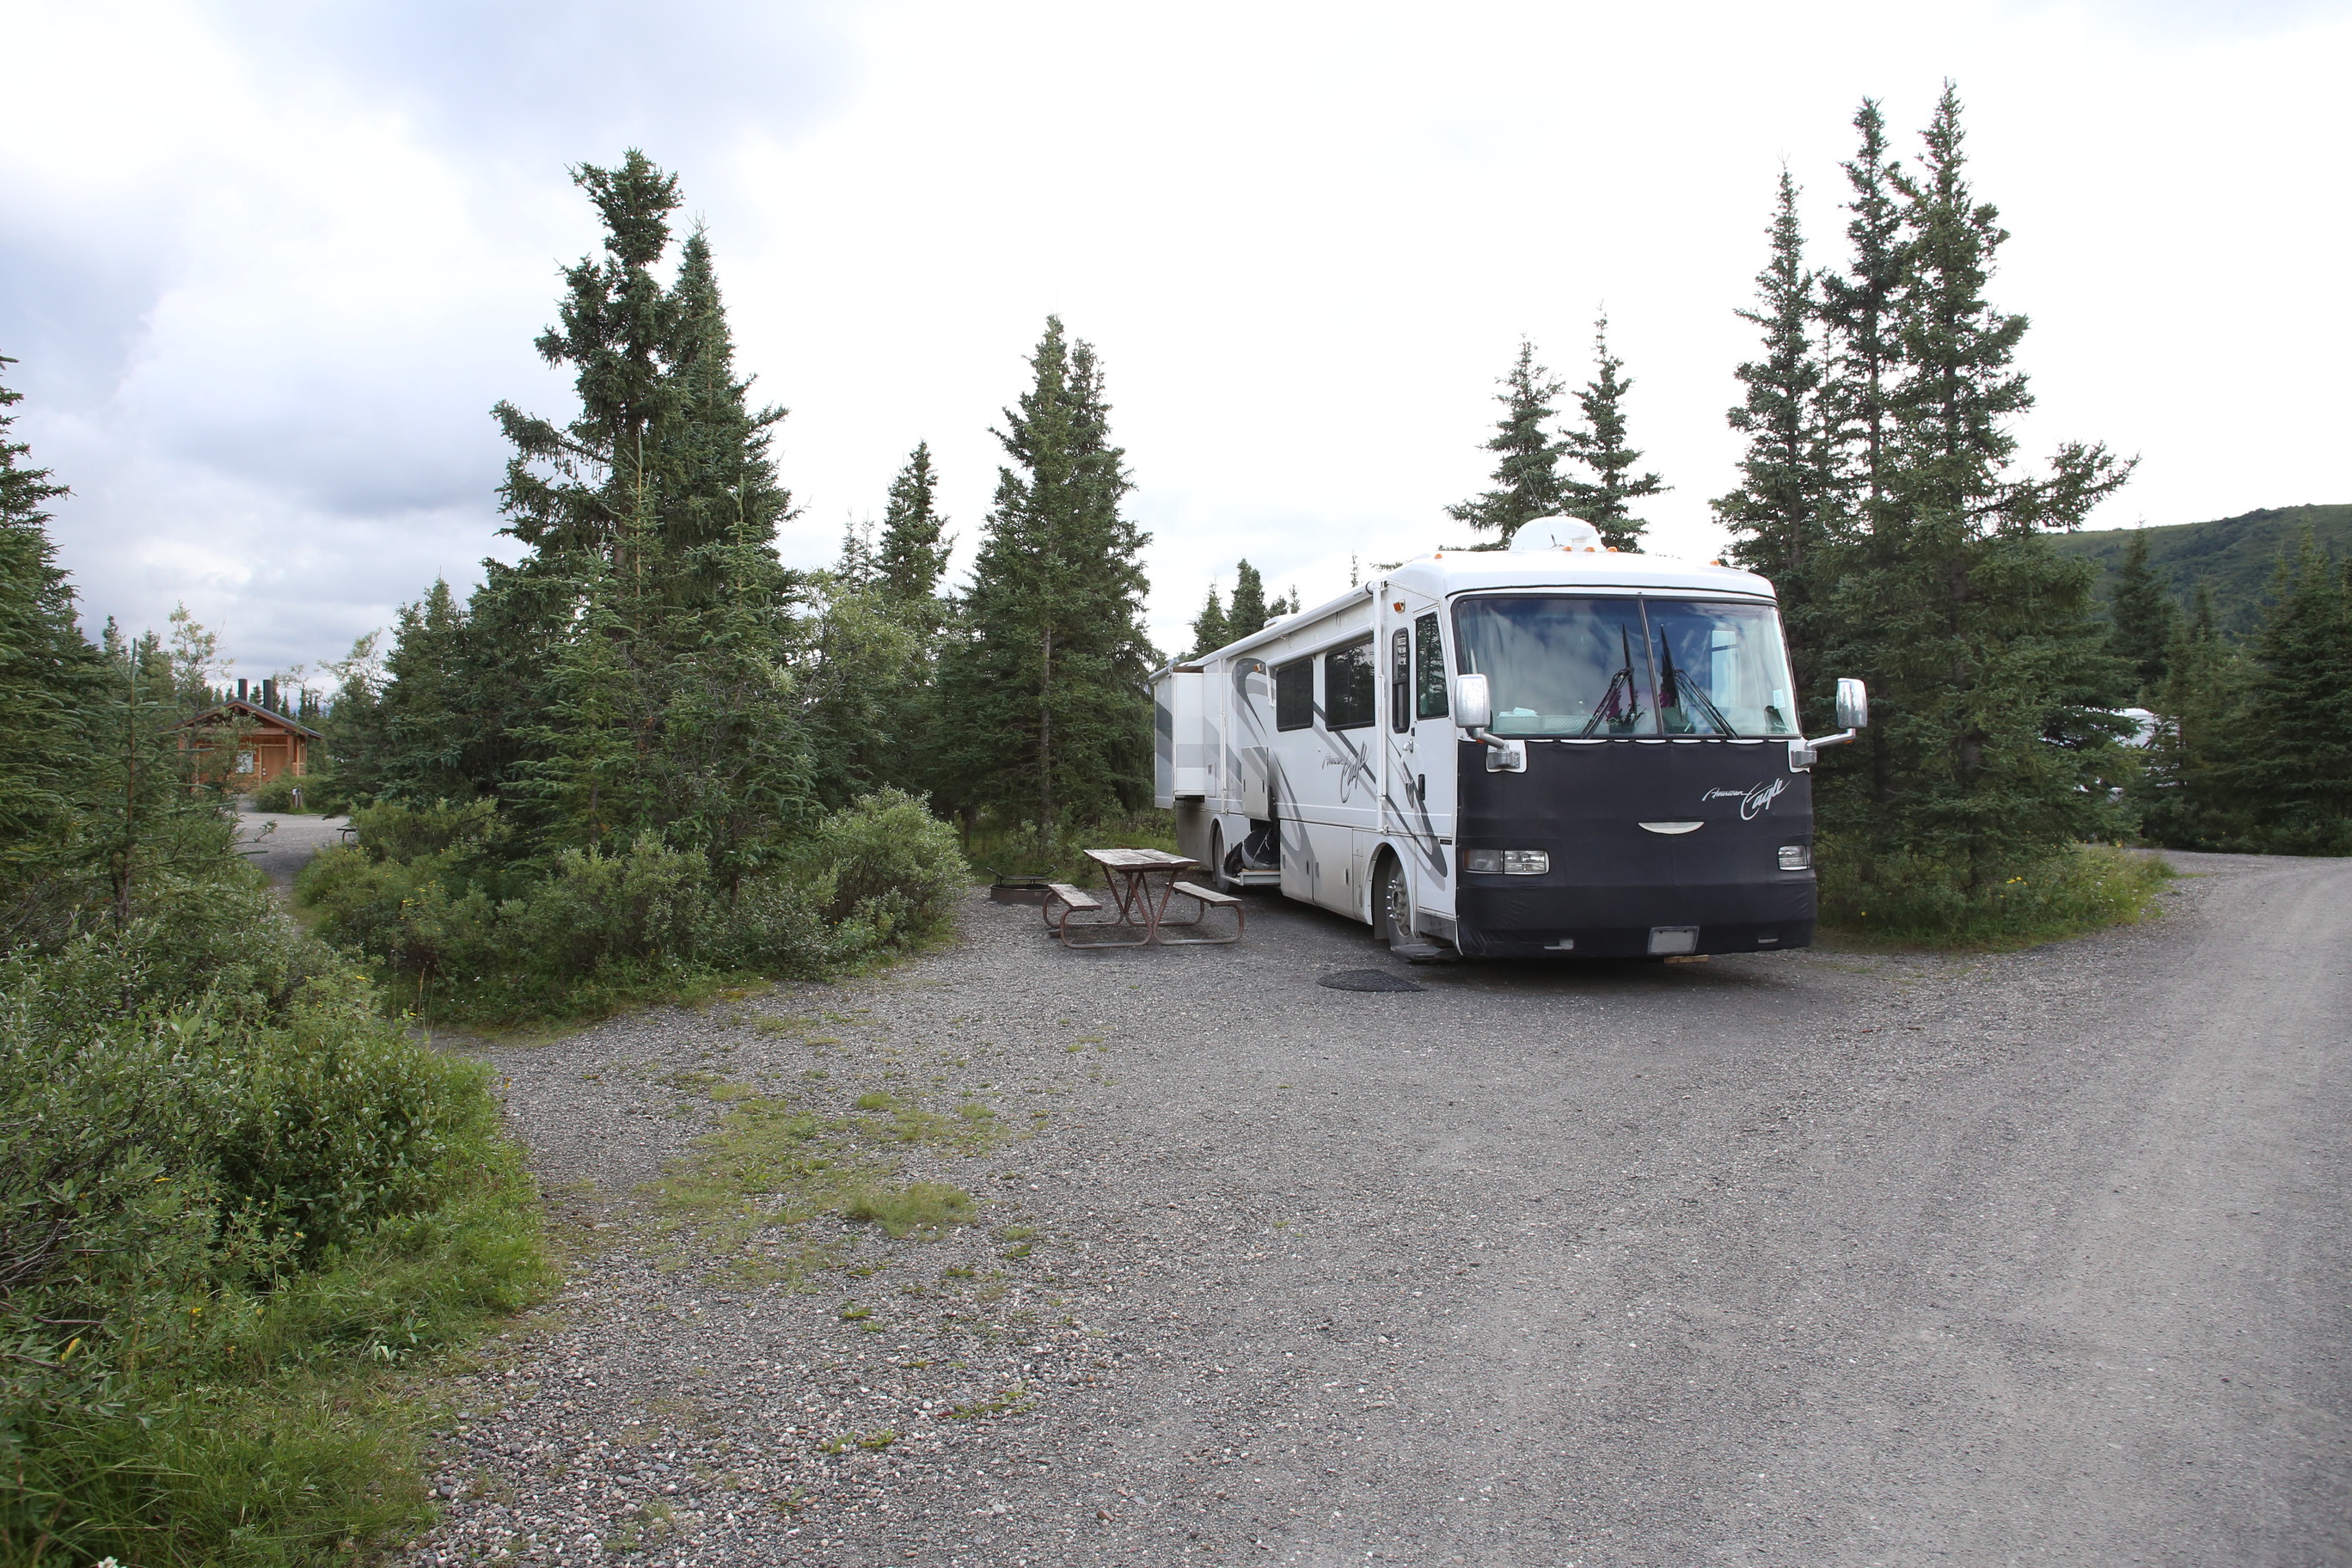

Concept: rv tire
[[1374, 852, 1412, 946], [1210, 824, 1239, 894]]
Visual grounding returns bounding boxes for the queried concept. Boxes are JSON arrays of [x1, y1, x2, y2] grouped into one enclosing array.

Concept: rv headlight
[[1465, 849, 1548, 875], [1778, 844, 1811, 871]]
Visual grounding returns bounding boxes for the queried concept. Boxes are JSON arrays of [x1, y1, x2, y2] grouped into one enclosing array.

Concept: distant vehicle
[[1150, 518, 1868, 959]]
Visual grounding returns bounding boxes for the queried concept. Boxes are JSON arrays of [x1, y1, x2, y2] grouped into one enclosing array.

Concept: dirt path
[[401, 851, 2350, 1568]]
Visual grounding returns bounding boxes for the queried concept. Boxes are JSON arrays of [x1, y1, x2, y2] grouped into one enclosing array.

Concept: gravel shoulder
[[399, 851, 2350, 1568]]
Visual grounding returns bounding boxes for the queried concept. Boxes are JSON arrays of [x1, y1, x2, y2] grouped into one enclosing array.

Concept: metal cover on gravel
[[1318, 969, 1426, 993]]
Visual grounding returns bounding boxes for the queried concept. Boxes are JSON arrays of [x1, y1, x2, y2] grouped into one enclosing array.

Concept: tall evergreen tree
[[2223, 534, 2352, 853], [2104, 526, 2180, 697], [798, 447, 961, 811], [876, 441, 951, 612], [1819, 100, 1906, 513], [1227, 560, 1273, 640], [1560, 314, 1668, 550], [0, 358, 96, 875], [0, 369, 243, 944], [1714, 170, 1841, 711], [1821, 84, 2136, 890], [377, 579, 479, 803], [318, 631, 391, 801], [2137, 583, 2250, 849], [1189, 585, 1230, 658], [1446, 341, 1569, 547], [493, 152, 692, 569], [377, 150, 812, 873], [935, 318, 1155, 838]]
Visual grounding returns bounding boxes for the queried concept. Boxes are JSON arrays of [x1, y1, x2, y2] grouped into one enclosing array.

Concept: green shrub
[[793, 787, 969, 938], [298, 792, 971, 1024], [248, 773, 358, 816], [0, 874, 547, 1565], [1818, 838, 2172, 946], [502, 836, 723, 975], [248, 775, 301, 812]]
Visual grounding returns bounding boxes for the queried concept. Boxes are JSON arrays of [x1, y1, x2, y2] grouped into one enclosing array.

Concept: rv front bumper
[[1453, 879, 1816, 959]]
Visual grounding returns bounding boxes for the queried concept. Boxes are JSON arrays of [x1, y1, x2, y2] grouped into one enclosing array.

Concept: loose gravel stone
[[396, 850, 2349, 1567]]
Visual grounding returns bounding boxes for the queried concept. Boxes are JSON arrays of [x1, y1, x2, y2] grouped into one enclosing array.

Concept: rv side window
[[1324, 638, 1376, 730], [1391, 630, 1411, 732], [1415, 612, 1449, 718], [1274, 658, 1314, 731]]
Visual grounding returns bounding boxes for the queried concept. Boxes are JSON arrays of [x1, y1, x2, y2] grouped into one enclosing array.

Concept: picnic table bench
[[1043, 848, 1245, 946]]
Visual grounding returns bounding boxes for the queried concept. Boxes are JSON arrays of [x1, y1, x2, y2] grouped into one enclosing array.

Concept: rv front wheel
[[1375, 854, 1413, 946]]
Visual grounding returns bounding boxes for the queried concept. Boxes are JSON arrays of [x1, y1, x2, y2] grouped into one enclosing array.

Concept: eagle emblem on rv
[[1701, 779, 1788, 820]]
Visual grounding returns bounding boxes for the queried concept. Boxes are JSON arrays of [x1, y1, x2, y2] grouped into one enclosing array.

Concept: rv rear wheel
[[1209, 824, 1237, 894]]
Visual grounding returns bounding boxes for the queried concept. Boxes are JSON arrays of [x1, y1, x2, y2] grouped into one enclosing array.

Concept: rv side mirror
[[1835, 677, 1869, 731], [1453, 673, 1493, 732]]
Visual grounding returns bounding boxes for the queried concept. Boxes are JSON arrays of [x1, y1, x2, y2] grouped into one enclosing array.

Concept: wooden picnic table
[[1040, 848, 1245, 946], [1088, 848, 1196, 938]]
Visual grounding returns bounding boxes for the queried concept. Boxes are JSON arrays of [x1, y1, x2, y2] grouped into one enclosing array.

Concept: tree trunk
[[1038, 624, 1054, 848]]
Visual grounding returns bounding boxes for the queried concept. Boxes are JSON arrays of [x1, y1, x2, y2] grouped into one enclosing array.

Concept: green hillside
[[2054, 503, 2352, 638]]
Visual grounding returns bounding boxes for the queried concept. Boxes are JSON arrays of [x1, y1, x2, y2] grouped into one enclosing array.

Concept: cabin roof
[[175, 698, 324, 740]]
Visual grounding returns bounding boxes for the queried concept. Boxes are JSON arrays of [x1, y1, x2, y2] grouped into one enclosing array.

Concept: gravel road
[[234, 802, 349, 889], [400, 849, 2349, 1568]]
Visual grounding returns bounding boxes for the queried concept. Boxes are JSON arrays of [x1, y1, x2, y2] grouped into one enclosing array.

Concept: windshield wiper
[[1657, 634, 1736, 734], [1578, 628, 1646, 738]]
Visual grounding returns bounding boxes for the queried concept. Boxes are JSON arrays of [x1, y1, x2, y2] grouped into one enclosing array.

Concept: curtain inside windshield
[[1451, 597, 1795, 737]]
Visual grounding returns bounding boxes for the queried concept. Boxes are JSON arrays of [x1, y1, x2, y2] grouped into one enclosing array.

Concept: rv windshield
[[1452, 596, 1798, 738]]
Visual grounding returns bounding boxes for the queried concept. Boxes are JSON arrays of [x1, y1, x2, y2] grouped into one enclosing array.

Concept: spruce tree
[[2104, 526, 2179, 697], [372, 150, 812, 874], [936, 317, 1155, 839], [1446, 340, 1570, 547], [0, 358, 97, 875], [319, 631, 392, 802], [493, 152, 690, 567], [876, 441, 951, 611], [2137, 583, 2251, 849], [1819, 100, 1906, 513], [2225, 534, 2352, 853], [1821, 84, 2136, 891], [800, 450, 956, 813], [1189, 585, 1231, 658], [377, 579, 479, 802], [1227, 560, 1272, 640], [1713, 170, 1841, 710], [1560, 314, 1668, 550]]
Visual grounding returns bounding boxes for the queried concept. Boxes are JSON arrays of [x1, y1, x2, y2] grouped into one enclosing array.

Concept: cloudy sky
[[5, 0, 2348, 682]]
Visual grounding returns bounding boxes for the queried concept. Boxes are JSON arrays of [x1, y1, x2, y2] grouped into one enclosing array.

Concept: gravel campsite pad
[[401, 850, 2350, 1568]]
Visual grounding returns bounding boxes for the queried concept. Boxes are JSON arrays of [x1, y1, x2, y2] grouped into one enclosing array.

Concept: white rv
[[1150, 519, 1866, 959]]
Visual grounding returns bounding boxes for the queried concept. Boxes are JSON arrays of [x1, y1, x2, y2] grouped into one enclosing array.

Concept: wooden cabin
[[177, 695, 322, 792]]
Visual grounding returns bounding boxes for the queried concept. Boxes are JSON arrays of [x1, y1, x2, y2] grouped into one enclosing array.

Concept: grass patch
[[842, 1180, 976, 1238], [1819, 840, 2174, 949], [650, 1080, 1002, 1274]]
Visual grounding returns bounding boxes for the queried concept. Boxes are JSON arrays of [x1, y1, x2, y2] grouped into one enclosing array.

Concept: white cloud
[[4, 0, 2347, 671]]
